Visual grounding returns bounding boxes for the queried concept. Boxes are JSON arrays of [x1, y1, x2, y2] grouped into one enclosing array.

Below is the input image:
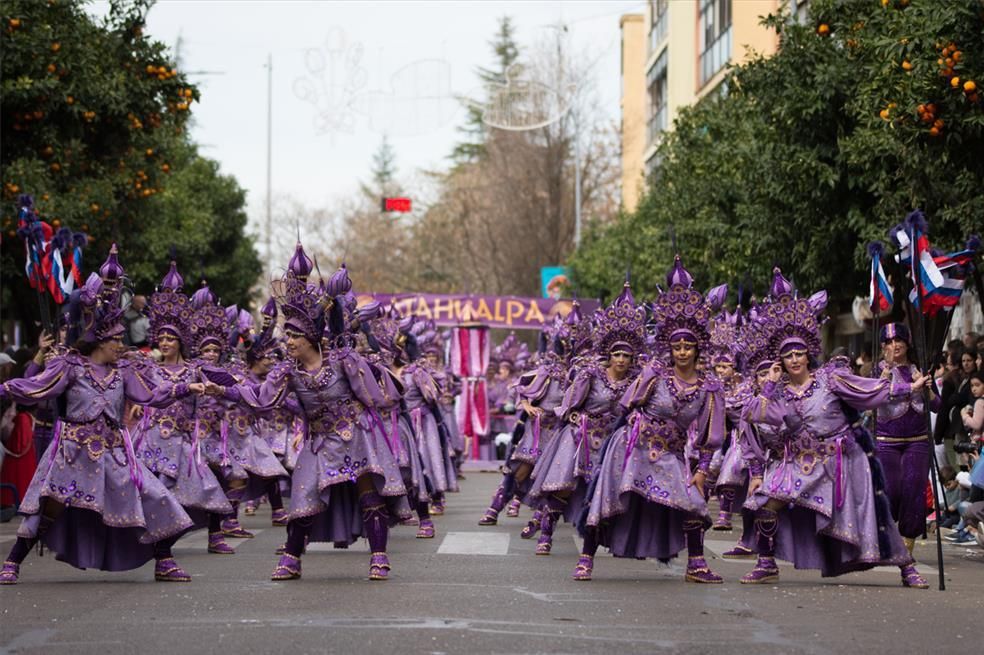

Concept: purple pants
[[875, 439, 929, 539]]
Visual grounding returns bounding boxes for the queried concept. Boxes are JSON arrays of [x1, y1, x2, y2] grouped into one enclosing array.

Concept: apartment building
[[620, 0, 797, 212]]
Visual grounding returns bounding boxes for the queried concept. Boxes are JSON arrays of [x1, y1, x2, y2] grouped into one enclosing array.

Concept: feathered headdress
[[649, 255, 726, 356], [708, 308, 741, 366], [752, 267, 827, 360], [273, 260, 333, 344], [592, 278, 646, 355], [190, 281, 227, 355], [66, 271, 127, 345], [148, 260, 193, 348]]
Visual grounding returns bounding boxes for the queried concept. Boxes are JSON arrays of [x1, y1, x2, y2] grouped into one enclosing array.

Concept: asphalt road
[[1, 471, 981, 655]]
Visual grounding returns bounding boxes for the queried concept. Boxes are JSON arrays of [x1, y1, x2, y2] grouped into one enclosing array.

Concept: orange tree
[[1, 0, 259, 336], [570, 0, 982, 306]]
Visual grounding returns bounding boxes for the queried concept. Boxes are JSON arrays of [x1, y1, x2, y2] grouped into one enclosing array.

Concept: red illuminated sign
[[381, 197, 412, 213]]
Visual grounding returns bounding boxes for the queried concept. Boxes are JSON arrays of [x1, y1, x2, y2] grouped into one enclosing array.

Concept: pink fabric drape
[[451, 325, 490, 459]]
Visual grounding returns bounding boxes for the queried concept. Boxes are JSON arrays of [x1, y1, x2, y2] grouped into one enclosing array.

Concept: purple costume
[[509, 354, 567, 474], [0, 353, 194, 572], [529, 362, 630, 521], [138, 362, 232, 526], [582, 259, 728, 583], [585, 363, 725, 558], [227, 351, 412, 538], [402, 363, 458, 496], [136, 262, 233, 537], [225, 251, 410, 581], [200, 366, 290, 501], [744, 363, 915, 574], [487, 376, 518, 436], [872, 339, 936, 544], [738, 268, 925, 588]]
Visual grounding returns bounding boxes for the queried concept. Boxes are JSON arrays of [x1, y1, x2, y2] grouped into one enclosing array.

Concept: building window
[[645, 151, 663, 181], [789, 0, 811, 25], [699, 0, 732, 86], [647, 49, 668, 147], [649, 0, 669, 54]]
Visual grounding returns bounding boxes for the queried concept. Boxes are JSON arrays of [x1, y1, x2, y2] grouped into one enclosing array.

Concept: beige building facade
[[620, 0, 791, 211]]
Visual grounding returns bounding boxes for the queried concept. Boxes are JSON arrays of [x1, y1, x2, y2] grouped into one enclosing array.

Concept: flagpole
[[868, 242, 888, 436], [908, 220, 946, 591]]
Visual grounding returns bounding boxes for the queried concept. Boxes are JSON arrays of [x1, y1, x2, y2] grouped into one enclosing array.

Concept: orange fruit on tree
[[951, 76, 961, 88], [953, 51, 962, 62], [817, 23, 830, 36], [929, 127, 940, 136], [879, 109, 890, 120], [964, 80, 976, 93], [902, 60, 912, 71], [51, 42, 60, 52]]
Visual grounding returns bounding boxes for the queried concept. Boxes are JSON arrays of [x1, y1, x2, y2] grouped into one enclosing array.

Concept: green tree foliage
[[451, 15, 521, 164], [570, 0, 983, 306], [1, 0, 259, 333]]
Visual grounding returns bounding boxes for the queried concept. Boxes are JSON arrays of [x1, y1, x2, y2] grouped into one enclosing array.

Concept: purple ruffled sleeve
[[340, 351, 385, 409], [694, 386, 725, 473], [123, 361, 194, 408], [224, 360, 292, 411], [410, 366, 440, 406], [515, 366, 552, 403], [828, 369, 910, 412], [0, 355, 74, 405], [619, 363, 660, 410], [743, 380, 789, 429], [554, 368, 592, 418]]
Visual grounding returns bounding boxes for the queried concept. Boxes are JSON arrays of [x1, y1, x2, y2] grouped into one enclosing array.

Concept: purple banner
[[358, 293, 600, 330]]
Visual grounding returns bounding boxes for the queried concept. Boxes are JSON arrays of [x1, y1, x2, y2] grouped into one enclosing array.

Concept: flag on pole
[[867, 241, 893, 313], [901, 210, 968, 317]]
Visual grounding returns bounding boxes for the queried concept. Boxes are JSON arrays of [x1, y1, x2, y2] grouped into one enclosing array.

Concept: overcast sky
[[90, 0, 642, 234]]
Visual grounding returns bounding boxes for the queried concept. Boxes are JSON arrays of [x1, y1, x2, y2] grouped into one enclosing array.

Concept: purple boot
[[271, 508, 289, 527], [478, 483, 509, 526], [208, 532, 235, 555], [271, 553, 301, 580], [713, 487, 735, 531], [721, 544, 756, 559], [369, 553, 391, 581], [221, 517, 254, 538], [740, 556, 779, 584], [712, 510, 733, 531], [741, 508, 780, 584], [416, 519, 435, 539], [154, 557, 192, 582], [683, 518, 723, 583], [535, 512, 554, 555], [505, 497, 522, 517], [900, 563, 929, 589], [685, 556, 724, 584], [0, 561, 19, 585], [361, 490, 392, 581], [572, 555, 593, 581], [520, 509, 542, 539]]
